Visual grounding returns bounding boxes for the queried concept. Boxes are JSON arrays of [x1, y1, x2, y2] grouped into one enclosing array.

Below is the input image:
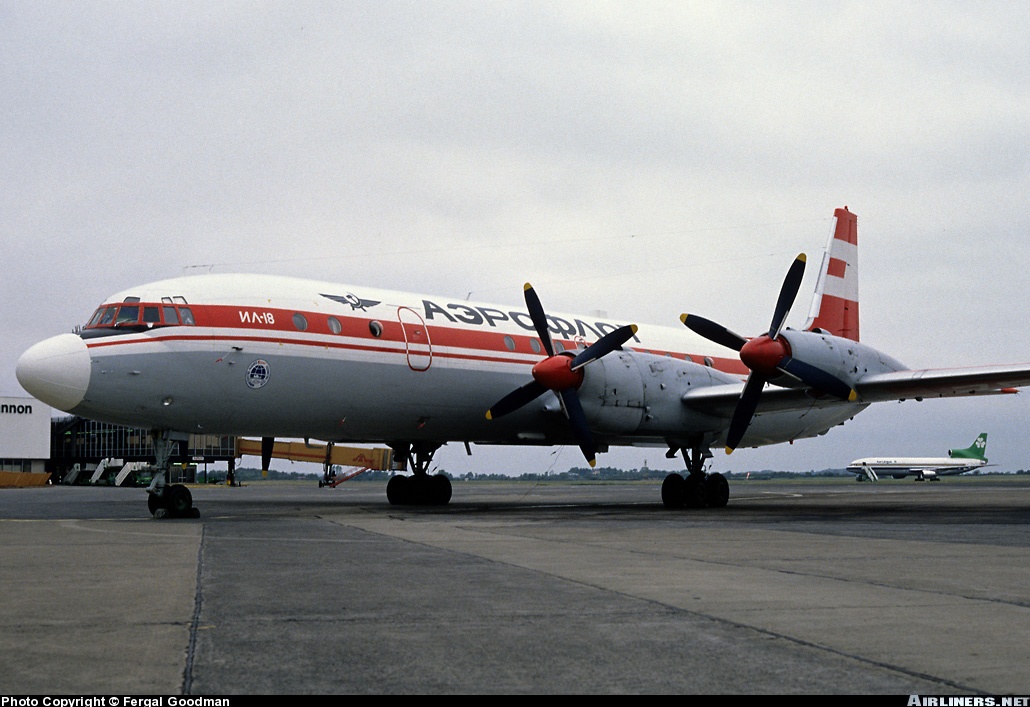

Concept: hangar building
[[0, 396, 51, 482]]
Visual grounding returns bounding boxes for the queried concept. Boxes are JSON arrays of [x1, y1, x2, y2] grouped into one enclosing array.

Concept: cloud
[[2, 2, 1027, 474]]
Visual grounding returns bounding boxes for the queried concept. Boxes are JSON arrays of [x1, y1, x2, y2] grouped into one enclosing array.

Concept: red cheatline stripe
[[84, 327, 750, 375]]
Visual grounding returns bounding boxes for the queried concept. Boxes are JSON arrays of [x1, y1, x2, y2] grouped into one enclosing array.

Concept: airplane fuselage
[[847, 457, 987, 478], [17, 273, 891, 455]]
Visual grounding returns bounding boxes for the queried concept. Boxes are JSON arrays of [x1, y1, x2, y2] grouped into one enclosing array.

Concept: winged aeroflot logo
[[321, 293, 382, 312]]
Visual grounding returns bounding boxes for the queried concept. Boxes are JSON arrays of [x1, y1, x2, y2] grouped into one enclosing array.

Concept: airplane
[[15, 206, 1030, 518], [847, 433, 989, 481]]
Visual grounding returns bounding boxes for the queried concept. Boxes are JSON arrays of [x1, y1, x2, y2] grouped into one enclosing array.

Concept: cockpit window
[[86, 308, 106, 328], [162, 306, 180, 325], [84, 302, 196, 331], [115, 305, 140, 325]]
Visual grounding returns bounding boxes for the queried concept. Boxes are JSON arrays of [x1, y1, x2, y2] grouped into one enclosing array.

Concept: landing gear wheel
[[147, 492, 162, 517], [706, 472, 729, 508], [386, 474, 452, 506], [387, 475, 408, 505], [431, 474, 452, 505], [661, 473, 685, 509], [166, 484, 194, 518], [683, 474, 707, 509]]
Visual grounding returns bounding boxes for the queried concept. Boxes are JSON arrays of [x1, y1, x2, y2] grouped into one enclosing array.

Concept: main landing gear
[[145, 431, 200, 519], [661, 444, 729, 510], [386, 442, 452, 506]]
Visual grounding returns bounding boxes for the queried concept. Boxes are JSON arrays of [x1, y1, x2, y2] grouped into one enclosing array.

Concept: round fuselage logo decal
[[246, 360, 270, 389]]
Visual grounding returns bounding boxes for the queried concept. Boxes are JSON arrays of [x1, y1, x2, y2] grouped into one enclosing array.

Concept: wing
[[680, 363, 1030, 418], [852, 363, 1030, 402]]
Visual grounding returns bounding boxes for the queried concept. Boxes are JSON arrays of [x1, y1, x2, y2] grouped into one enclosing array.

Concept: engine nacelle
[[578, 351, 737, 437], [777, 329, 906, 391]]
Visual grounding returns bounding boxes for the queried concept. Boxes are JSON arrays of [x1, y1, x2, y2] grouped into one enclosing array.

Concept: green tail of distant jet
[[949, 433, 988, 461]]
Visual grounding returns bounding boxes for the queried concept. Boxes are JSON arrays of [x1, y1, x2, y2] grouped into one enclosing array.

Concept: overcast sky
[[2, 2, 1028, 477]]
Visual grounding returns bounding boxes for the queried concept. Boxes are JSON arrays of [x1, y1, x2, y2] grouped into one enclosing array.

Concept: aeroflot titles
[[420, 299, 643, 343]]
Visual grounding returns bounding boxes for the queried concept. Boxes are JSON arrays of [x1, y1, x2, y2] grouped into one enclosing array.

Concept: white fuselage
[[17, 273, 896, 457], [847, 457, 987, 478]]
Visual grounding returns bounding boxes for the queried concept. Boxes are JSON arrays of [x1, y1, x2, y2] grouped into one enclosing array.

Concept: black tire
[[386, 475, 408, 505], [166, 484, 193, 517], [147, 492, 163, 516], [431, 474, 452, 505], [661, 473, 685, 509], [683, 474, 707, 509], [706, 472, 729, 508]]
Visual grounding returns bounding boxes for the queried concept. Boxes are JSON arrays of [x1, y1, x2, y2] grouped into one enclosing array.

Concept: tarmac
[[2, 476, 1029, 695]]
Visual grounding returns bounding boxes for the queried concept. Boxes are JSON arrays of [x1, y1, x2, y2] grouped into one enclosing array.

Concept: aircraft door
[[397, 306, 433, 372]]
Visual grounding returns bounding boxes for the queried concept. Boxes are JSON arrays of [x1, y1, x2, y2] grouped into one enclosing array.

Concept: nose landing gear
[[145, 431, 200, 519]]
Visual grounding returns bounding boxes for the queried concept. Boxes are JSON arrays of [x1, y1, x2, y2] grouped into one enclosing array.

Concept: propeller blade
[[570, 324, 638, 370], [523, 283, 555, 357], [558, 388, 597, 467], [725, 374, 767, 454], [680, 314, 747, 352], [778, 357, 857, 401], [485, 380, 548, 420], [768, 254, 806, 339]]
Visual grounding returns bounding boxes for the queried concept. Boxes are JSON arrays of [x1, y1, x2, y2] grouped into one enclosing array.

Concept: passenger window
[[328, 316, 342, 334], [163, 306, 180, 325], [503, 335, 516, 351], [293, 313, 308, 331], [529, 338, 542, 354], [179, 308, 195, 325], [143, 306, 161, 324]]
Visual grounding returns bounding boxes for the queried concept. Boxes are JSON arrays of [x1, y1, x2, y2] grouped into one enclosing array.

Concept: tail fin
[[949, 433, 988, 461], [804, 206, 859, 341]]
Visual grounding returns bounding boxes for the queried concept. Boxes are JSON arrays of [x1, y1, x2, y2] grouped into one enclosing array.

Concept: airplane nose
[[16, 333, 91, 411]]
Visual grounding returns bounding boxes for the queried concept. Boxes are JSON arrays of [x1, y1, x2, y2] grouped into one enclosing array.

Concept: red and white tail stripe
[[804, 206, 859, 341]]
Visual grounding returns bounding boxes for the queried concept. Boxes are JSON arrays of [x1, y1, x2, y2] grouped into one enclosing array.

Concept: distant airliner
[[847, 433, 989, 481]]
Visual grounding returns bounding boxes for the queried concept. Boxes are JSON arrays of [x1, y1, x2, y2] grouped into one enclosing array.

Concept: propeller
[[486, 283, 638, 467], [681, 254, 856, 454]]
